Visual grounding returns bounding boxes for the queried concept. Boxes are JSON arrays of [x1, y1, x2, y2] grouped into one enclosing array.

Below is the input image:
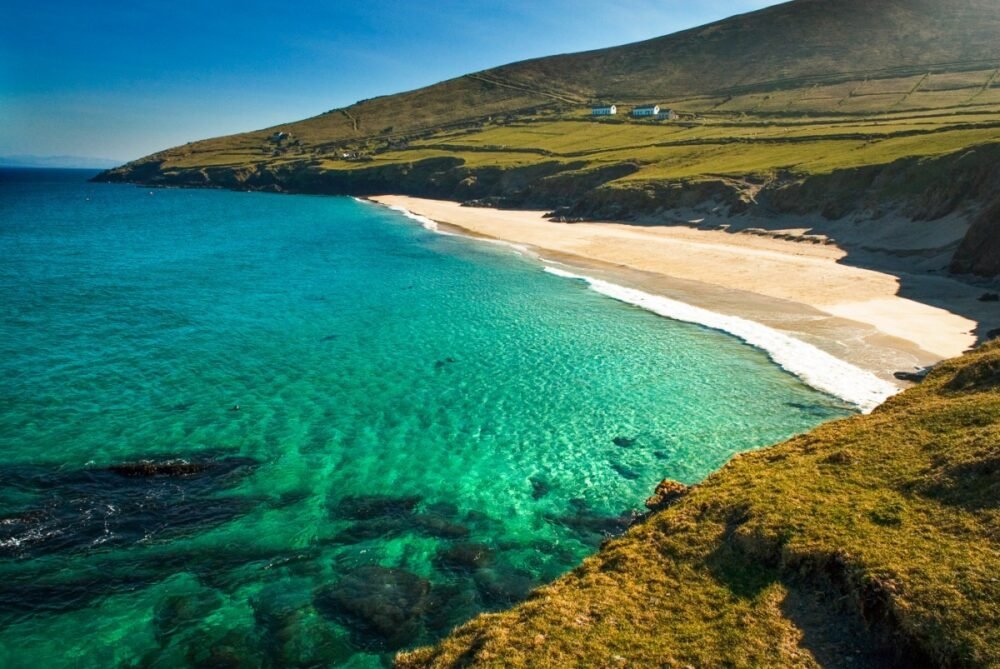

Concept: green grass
[[107, 0, 1000, 187], [145, 104, 1000, 189], [397, 342, 1000, 668]]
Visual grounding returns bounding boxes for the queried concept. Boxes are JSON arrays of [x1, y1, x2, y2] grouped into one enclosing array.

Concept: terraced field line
[[467, 73, 584, 105], [966, 67, 1000, 103], [340, 109, 359, 133], [893, 72, 930, 109]]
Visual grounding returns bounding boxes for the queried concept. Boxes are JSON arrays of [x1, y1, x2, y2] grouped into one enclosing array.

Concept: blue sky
[[0, 1, 780, 163]]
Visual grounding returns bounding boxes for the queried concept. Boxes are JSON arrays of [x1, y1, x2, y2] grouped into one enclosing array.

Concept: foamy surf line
[[357, 199, 457, 236], [544, 266, 899, 413], [368, 199, 535, 257]]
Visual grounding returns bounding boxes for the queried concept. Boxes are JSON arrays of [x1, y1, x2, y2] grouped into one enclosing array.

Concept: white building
[[632, 105, 661, 117], [657, 109, 679, 121], [592, 105, 617, 116]]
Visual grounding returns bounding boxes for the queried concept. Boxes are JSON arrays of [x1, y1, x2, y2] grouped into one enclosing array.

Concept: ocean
[[0, 168, 853, 667]]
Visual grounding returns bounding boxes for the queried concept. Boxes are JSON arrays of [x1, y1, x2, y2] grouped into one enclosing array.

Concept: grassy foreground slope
[[398, 342, 1000, 669]]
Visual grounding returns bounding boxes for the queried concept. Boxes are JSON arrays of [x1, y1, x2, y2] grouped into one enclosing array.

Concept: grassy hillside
[[101, 0, 1000, 178], [397, 341, 1000, 668]]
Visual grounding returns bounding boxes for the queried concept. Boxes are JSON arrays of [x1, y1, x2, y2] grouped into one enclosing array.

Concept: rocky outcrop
[[951, 195, 1000, 277], [644, 479, 689, 512], [97, 157, 639, 207], [314, 566, 433, 651]]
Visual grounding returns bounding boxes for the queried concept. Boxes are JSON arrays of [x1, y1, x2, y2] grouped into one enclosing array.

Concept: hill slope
[[98, 0, 1000, 278], [100, 0, 1000, 156], [398, 341, 1000, 668]]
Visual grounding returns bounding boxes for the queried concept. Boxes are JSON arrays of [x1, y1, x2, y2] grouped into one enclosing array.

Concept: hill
[[1, 155, 121, 169], [96, 0, 1000, 275], [397, 341, 1000, 668], [102, 0, 1000, 158]]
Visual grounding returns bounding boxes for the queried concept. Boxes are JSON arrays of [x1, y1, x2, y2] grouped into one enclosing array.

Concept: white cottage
[[592, 105, 617, 116], [632, 105, 660, 117]]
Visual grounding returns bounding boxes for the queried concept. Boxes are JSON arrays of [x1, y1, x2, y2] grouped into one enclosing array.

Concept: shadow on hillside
[[779, 586, 909, 669], [702, 539, 906, 668]]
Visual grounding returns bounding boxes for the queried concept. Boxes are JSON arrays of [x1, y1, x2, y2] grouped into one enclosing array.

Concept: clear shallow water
[[0, 169, 853, 668]]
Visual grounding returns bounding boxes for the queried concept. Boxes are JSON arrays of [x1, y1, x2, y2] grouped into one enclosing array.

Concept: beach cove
[[372, 195, 990, 409]]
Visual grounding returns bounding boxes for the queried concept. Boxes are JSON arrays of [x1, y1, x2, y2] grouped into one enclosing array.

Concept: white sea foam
[[377, 201, 534, 256], [355, 198, 446, 232], [384, 204, 457, 235], [543, 266, 900, 413]]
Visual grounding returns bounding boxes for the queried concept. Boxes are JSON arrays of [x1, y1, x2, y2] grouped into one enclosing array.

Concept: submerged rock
[[474, 565, 537, 607], [785, 401, 840, 416], [185, 629, 260, 669], [0, 455, 261, 559], [328, 517, 410, 544], [434, 542, 496, 573], [154, 590, 224, 646], [610, 461, 642, 481], [330, 494, 422, 520], [108, 455, 257, 479], [612, 436, 637, 448], [544, 500, 637, 546], [413, 513, 471, 539], [109, 460, 210, 477], [252, 592, 354, 668], [424, 581, 482, 636], [313, 565, 431, 651], [434, 356, 458, 370], [328, 498, 470, 543], [423, 501, 460, 517], [530, 477, 551, 500]]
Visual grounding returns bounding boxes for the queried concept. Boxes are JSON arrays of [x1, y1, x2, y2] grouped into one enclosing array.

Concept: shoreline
[[369, 195, 989, 411]]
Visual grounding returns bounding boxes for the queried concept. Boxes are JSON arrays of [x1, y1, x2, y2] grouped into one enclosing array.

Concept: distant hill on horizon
[[2, 154, 122, 169]]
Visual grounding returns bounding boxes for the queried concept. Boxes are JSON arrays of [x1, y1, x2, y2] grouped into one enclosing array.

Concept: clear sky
[[0, 1, 780, 163]]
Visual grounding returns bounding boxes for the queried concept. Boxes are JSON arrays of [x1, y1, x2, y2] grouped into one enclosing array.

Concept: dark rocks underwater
[[0, 459, 642, 664]]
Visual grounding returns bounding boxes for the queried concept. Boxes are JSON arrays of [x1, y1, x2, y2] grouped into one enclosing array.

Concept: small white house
[[657, 109, 679, 121], [592, 105, 617, 116], [632, 105, 661, 117]]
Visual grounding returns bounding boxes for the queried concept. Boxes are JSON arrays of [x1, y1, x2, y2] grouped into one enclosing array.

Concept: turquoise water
[[0, 169, 852, 668]]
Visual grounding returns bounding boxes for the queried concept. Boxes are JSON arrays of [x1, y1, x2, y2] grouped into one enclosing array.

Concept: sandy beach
[[371, 195, 992, 401]]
